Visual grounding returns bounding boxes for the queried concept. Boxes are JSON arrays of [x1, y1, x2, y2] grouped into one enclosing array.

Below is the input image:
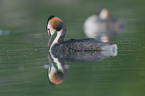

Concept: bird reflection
[[51, 44, 117, 62], [84, 8, 125, 42], [47, 44, 118, 85], [48, 51, 68, 86]]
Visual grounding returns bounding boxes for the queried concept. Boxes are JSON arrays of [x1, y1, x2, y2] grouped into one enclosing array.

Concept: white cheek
[[48, 24, 55, 36]]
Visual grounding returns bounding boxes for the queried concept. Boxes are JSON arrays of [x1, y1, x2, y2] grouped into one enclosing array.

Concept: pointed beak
[[48, 29, 51, 47], [48, 35, 51, 47]]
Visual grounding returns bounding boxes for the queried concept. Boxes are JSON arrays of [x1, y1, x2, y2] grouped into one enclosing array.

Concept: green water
[[0, 0, 145, 96]]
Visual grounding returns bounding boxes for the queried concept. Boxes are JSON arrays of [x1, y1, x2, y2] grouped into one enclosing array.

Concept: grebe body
[[52, 38, 116, 52]]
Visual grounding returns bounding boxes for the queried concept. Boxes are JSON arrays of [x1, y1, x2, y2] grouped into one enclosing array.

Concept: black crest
[[46, 15, 55, 30], [48, 15, 55, 22]]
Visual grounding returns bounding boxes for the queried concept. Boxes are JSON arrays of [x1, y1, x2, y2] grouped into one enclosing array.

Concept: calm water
[[0, 0, 145, 96]]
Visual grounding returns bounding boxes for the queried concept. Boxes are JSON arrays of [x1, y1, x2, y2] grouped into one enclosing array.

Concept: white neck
[[50, 31, 62, 49]]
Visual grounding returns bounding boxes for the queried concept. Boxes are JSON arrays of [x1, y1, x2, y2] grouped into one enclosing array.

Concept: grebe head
[[98, 8, 110, 20], [47, 15, 66, 49], [47, 15, 63, 36]]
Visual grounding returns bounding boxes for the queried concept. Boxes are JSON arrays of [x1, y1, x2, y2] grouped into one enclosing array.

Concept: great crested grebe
[[84, 8, 124, 42], [47, 15, 117, 52]]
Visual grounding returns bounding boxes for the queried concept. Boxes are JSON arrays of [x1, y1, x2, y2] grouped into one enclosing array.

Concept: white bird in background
[[84, 8, 125, 42]]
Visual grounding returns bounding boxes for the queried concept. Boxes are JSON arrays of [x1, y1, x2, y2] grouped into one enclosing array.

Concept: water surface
[[0, 0, 145, 96]]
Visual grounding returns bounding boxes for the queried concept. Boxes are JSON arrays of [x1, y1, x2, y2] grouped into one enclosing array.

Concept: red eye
[[47, 28, 51, 36], [47, 28, 50, 33]]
